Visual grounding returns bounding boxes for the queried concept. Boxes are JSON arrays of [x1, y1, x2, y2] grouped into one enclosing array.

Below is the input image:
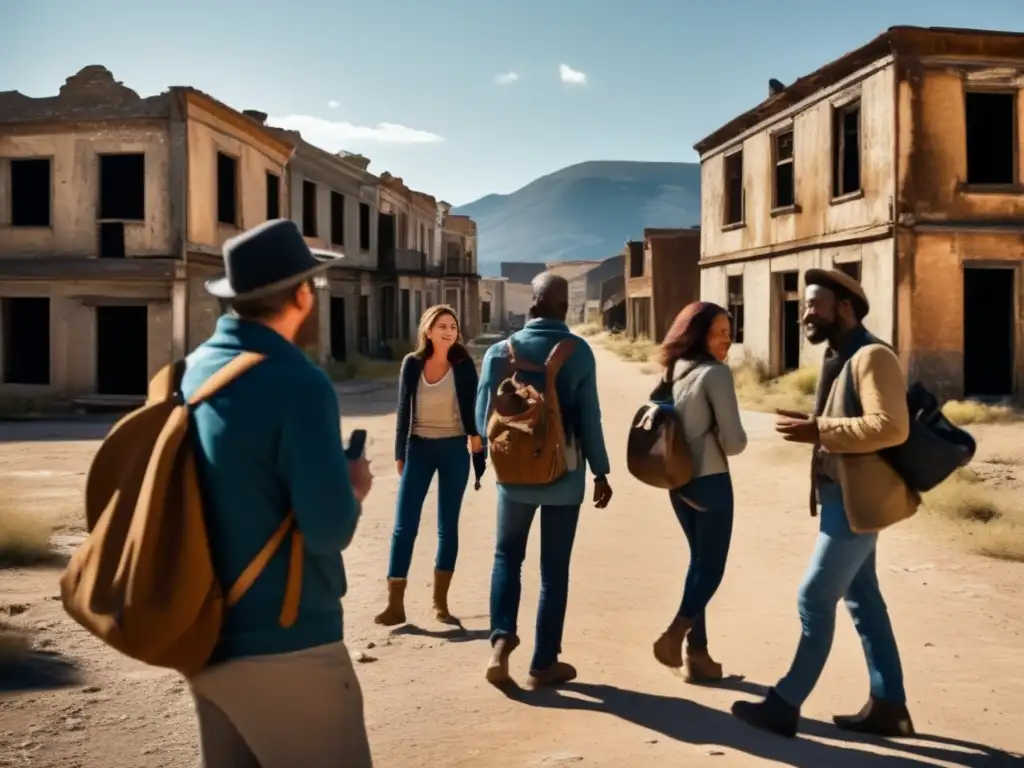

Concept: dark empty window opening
[[773, 130, 795, 209], [2, 297, 50, 385], [727, 275, 744, 344], [630, 249, 644, 278], [779, 272, 801, 372], [330, 191, 345, 245], [964, 267, 1015, 396], [99, 153, 145, 220], [266, 172, 281, 219], [832, 101, 861, 198], [782, 271, 799, 293], [724, 150, 744, 225], [482, 300, 492, 326], [96, 304, 148, 396], [965, 91, 1016, 186], [359, 203, 371, 250], [99, 221, 126, 259], [836, 261, 861, 282], [302, 181, 318, 237], [10, 158, 51, 227], [216, 153, 238, 226]]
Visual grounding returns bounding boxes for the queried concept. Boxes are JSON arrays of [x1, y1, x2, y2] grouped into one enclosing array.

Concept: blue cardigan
[[394, 353, 482, 462]]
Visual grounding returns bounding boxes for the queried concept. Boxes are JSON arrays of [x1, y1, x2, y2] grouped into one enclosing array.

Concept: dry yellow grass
[[923, 466, 1024, 562], [573, 322, 604, 338], [0, 502, 59, 568], [941, 400, 1022, 426], [732, 362, 818, 414]]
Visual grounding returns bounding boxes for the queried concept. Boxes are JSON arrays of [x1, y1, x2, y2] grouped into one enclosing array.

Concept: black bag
[[878, 382, 976, 492]]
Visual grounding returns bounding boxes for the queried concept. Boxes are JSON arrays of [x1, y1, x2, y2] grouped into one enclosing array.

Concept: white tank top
[[412, 368, 464, 438]]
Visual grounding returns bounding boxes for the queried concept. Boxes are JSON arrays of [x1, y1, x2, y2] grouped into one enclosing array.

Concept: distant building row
[[0, 66, 480, 401]]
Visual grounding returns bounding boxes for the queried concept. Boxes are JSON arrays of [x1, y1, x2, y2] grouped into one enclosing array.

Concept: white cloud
[[267, 114, 444, 145], [494, 71, 519, 85], [327, 100, 339, 109], [559, 63, 586, 85]]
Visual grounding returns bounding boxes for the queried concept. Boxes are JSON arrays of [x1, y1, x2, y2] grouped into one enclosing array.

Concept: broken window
[[727, 275, 744, 344], [216, 152, 238, 226], [302, 181, 318, 237], [2, 297, 50, 385], [832, 101, 861, 198], [359, 203, 371, 250], [266, 172, 280, 219], [630, 247, 644, 278], [724, 150, 744, 225], [99, 153, 145, 220], [836, 261, 861, 282], [773, 130, 795, 209], [10, 158, 51, 227], [98, 222, 126, 258], [965, 91, 1016, 186], [330, 191, 345, 245]]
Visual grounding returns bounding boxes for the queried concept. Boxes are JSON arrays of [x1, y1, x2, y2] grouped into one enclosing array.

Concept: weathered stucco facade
[[697, 26, 1024, 398], [626, 230, 701, 343], [0, 66, 293, 401]]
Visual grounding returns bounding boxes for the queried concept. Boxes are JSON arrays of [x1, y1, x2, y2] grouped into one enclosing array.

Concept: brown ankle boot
[[432, 570, 458, 624], [484, 635, 520, 686], [685, 647, 724, 683], [373, 578, 407, 626], [526, 661, 577, 689], [833, 696, 916, 737], [653, 616, 693, 669]]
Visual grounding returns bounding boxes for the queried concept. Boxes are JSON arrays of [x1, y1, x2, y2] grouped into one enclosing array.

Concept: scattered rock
[[0, 603, 28, 617], [79, 685, 102, 694], [354, 652, 378, 664], [366, 641, 377, 649]]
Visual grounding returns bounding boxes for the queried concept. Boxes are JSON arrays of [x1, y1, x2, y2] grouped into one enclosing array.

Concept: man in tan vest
[[732, 268, 918, 739]]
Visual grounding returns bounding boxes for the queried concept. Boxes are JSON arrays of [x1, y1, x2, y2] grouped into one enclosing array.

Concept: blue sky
[[3, 0, 1022, 205]]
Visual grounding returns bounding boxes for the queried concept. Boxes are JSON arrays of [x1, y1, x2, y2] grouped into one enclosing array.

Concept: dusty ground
[[1, 347, 1022, 768]]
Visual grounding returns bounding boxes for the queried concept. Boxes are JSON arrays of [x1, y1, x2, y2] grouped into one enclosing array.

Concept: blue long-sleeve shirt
[[182, 315, 360, 662], [475, 318, 611, 506]]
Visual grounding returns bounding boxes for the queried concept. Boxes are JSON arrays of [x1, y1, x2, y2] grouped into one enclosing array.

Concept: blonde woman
[[374, 305, 485, 627]]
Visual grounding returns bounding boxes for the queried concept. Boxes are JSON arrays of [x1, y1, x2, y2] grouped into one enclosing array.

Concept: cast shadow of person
[[499, 678, 1021, 768]]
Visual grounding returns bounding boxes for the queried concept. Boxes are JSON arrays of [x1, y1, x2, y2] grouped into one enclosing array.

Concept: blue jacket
[[394, 352, 482, 462], [475, 318, 611, 506], [182, 315, 360, 663]]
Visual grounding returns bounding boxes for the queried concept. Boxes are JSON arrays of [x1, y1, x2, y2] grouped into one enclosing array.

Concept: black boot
[[833, 696, 916, 737], [731, 689, 800, 738]]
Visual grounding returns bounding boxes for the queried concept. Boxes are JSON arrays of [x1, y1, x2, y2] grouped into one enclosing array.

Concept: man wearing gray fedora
[[181, 219, 375, 767]]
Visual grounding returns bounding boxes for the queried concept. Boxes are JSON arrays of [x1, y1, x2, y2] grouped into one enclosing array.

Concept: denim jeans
[[670, 472, 734, 649], [775, 481, 907, 708], [489, 498, 581, 671], [386, 436, 470, 579]]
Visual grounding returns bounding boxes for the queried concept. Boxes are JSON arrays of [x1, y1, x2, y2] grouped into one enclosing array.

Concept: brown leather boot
[[484, 635, 520, 686], [373, 578, 407, 626], [432, 570, 458, 625], [526, 661, 577, 689], [685, 647, 724, 683], [833, 696, 916, 737], [653, 616, 694, 669]]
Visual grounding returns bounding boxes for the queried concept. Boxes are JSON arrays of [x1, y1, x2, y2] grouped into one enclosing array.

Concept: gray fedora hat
[[206, 219, 341, 300]]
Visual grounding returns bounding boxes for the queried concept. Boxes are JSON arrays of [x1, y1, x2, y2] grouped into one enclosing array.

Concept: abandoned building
[[440, 213, 481, 340], [625, 229, 701, 342], [599, 273, 626, 330], [696, 26, 1024, 400], [564, 256, 625, 326], [256, 113, 380, 362], [480, 276, 508, 333], [0, 66, 295, 402]]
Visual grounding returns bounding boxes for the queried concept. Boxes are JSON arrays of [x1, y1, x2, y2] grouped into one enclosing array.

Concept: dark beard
[[804, 319, 837, 346]]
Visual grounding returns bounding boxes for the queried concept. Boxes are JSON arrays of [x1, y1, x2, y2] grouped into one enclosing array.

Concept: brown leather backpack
[[60, 352, 304, 678], [626, 365, 699, 489], [486, 338, 577, 485]]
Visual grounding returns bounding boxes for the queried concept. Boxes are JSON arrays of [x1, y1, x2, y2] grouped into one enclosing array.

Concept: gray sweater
[[670, 359, 747, 478]]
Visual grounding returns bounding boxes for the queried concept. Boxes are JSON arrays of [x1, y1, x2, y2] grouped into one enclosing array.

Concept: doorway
[[358, 295, 370, 354], [1, 297, 50, 384], [778, 271, 801, 372], [329, 296, 347, 361], [964, 267, 1015, 396], [96, 305, 148, 395]]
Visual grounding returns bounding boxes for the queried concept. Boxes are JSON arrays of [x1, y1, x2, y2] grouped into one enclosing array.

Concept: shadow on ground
[[0, 646, 83, 694], [501, 679, 1021, 767], [390, 622, 490, 643]]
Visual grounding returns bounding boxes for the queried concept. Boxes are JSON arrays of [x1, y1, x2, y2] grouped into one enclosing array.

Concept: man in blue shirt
[[182, 220, 375, 768], [476, 273, 613, 689]]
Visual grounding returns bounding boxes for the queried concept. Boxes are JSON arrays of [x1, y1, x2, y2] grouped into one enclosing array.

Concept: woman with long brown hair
[[652, 301, 747, 683], [374, 305, 485, 627]]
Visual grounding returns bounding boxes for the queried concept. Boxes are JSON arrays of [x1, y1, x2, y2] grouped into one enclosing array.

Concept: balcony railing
[[444, 256, 475, 275], [379, 248, 427, 273]]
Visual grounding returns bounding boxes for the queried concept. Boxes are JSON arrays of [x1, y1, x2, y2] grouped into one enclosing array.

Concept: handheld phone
[[345, 429, 368, 461]]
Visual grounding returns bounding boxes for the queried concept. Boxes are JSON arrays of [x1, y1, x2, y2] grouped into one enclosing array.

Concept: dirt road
[[1, 346, 1022, 767]]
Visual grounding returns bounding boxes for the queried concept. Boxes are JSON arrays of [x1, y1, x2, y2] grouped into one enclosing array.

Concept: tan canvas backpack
[[60, 352, 304, 678], [486, 338, 577, 486]]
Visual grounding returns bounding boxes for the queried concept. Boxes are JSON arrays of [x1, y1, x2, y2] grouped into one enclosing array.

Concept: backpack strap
[[187, 352, 267, 406], [544, 339, 577, 377], [506, 338, 545, 373]]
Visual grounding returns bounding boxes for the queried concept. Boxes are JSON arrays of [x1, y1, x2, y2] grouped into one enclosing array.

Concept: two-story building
[[0, 65, 295, 402], [625, 229, 701, 342], [440, 213, 481, 339], [697, 26, 1024, 400], [376, 173, 428, 343]]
